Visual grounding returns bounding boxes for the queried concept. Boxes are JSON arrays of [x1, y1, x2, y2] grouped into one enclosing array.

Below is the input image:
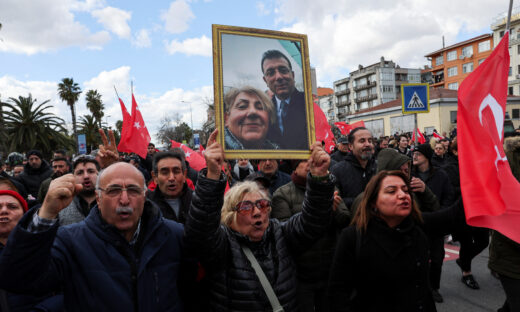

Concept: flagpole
[[131, 81, 133, 95], [113, 86, 120, 99], [414, 113, 418, 146], [506, 0, 513, 33]]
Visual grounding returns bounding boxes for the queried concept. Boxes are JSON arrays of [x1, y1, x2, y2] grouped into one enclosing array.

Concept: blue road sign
[[401, 83, 429, 114], [78, 134, 87, 154]]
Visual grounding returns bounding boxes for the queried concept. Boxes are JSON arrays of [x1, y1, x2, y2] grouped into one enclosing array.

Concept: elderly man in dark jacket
[[16, 150, 53, 198], [185, 131, 335, 311], [0, 162, 186, 311]]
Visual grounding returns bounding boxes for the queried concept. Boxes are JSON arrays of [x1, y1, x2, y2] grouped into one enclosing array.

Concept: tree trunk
[[70, 101, 78, 154]]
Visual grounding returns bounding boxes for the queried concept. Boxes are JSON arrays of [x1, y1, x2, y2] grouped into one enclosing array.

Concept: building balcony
[[335, 88, 350, 96], [336, 100, 350, 107], [353, 81, 376, 91], [354, 93, 378, 103], [337, 111, 348, 119]]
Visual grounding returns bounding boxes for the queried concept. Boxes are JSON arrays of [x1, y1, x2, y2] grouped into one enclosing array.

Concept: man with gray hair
[[0, 162, 186, 310]]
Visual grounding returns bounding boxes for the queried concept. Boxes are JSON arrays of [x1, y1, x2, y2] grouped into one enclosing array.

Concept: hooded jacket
[[16, 161, 53, 197]]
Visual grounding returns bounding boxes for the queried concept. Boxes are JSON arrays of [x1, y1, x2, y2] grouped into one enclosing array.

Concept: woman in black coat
[[185, 130, 335, 311], [329, 170, 460, 312]]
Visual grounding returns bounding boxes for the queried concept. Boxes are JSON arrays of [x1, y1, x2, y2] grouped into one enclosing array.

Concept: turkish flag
[[432, 131, 444, 141], [170, 140, 206, 171], [118, 94, 151, 159], [458, 31, 520, 243], [411, 128, 426, 144], [314, 102, 335, 153], [334, 121, 366, 135], [118, 97, 132, 141]]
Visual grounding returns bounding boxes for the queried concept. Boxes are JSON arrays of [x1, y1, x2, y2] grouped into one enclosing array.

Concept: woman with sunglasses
[[185, 130, 335, 311]]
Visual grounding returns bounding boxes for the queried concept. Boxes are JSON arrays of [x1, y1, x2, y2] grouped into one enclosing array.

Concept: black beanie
[[414, 143, 433, 160], [26, 150, 43, 160]]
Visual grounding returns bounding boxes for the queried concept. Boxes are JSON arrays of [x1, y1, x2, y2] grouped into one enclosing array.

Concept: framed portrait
[[212, 24, 315, 159]]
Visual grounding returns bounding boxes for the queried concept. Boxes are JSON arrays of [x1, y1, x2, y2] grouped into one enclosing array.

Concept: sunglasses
[[234, 199, 271, 215]]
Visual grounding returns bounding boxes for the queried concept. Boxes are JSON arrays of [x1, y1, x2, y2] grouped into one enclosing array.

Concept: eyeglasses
[[97, 186, 144, 197], [234, 199, 271, 215]]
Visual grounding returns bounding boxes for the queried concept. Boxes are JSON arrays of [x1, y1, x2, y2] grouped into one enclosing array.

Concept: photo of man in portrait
[[261, 49, 309, 150]]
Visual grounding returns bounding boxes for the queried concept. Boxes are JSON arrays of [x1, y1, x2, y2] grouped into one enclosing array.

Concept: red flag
[[458, 31, 520, 243], [117, 97, 132, 141], [432, 131, 444, 141], [170, 140, 206, 171], [334, 120, 366, 135], [334, 122, 351, 135], [313, 102, 335, 153], [411, 128, 426, 144], [117, 94, 151, 159]]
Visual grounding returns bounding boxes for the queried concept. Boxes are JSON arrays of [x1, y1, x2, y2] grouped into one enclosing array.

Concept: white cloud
[[164, 35, 211, 56], [256, 2, 271, 16], [91, 6, 132, 39], [161, 0, 194, 34], [272, 0, 505, 86], [0, 0, 111, 54], [132, 29, 152, 48]]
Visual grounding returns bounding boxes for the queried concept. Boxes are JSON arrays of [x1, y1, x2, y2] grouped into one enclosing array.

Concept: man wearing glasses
[[0, 162, 185, 310], [261, 49, 308, 149], [58, 155, 100, 226]]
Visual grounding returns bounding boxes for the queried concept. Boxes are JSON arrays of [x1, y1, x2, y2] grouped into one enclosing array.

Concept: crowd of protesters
[[0, 127, 519, 312]]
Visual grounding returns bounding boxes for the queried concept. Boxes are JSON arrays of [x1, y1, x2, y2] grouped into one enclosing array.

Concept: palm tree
[[2, 94, 73, 154], [58, 78, 82, 152], [85, 89, 105, 128], [79, 115, 100, 152]]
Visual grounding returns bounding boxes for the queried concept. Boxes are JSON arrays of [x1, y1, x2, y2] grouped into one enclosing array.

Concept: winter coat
[[271, 180, 350, 283], [146, 184, 193, 224], [15, 161, 53, 197], [329, 203, 462, 312], [0, 201, 185, 312], [412, 166, 455, 209], [331, 153, 377, 208], [331, 150, 349, 163], [488, 135, 520, 279], [184, 169, 335, 311], [261, 170, 292, 196]]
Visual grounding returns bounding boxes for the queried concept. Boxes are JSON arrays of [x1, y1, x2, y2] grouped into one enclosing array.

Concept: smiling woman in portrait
[[224, 86, 279, 150]]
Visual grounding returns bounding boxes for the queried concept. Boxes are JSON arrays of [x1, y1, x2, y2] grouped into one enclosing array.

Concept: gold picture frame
[[212, 24, 315, 159]]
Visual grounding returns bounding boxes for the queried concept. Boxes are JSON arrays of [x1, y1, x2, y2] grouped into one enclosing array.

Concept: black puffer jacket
[[16, 161, 52, 197], [146, 183, 193, 223], [331, 153, 376, 208], [185, 169, 335, 311]]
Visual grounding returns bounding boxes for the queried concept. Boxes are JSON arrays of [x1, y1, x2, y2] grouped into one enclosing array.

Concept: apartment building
[[333, 57, 421, 122], [316, 87, 335, 121], [424, 34, 494, 91], [492, 6, 520, 95]]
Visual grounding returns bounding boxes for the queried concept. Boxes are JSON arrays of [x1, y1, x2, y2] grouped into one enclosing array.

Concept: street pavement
[[437, 244, 505, 312]]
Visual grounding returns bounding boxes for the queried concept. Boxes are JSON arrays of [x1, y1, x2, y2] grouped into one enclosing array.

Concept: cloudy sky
[[0, 0, 509, 143]]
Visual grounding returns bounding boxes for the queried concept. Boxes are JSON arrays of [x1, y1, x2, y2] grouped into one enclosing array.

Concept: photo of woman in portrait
[[224, 86, 280, 150]]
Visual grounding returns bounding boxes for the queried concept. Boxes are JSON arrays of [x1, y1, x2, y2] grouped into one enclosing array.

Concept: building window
[[509, 87, 514, 95], [462, 62, 473, 74], [450, 111, 457, 124], [382, 85, 393, 93], [462, 46, 473, 57], [478, 58, 486, 65], [448, 82, 459, 90], [447, 50, 457, 61], [435, 55, 444, 66], [500, 30, 505, 38], [479, 40, 491, 52], [510, 67, 513, 76], [448, 66, 458, 77], [512, 108, 520, 119]]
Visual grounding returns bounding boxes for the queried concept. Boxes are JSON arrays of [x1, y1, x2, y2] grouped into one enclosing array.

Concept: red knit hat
[[0, 190, 28, 212]]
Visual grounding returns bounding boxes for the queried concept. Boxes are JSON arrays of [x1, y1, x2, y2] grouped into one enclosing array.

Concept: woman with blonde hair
[[185, 130, 335, 311], [329, 170, 462, 312]]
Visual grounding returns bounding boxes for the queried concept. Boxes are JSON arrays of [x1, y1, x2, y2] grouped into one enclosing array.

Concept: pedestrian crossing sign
[[401, 83, 429, 114]]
